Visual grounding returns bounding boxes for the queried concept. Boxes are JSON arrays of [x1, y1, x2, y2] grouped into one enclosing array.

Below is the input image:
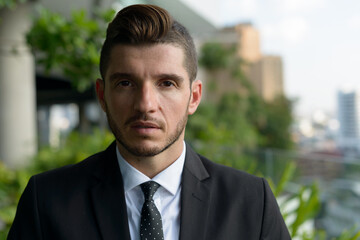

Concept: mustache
[[124, 113, 164, 127]]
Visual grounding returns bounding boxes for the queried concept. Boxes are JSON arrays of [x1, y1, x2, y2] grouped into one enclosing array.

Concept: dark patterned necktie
[[140, 181, 164, 240]]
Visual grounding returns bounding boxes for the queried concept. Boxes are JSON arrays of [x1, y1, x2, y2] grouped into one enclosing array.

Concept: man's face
[[96, 44, 202, 158]]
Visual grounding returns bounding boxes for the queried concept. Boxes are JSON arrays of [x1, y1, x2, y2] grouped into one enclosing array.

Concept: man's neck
[[116, 140, 184, 178]]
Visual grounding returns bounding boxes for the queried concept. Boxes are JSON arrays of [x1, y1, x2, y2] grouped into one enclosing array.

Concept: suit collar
[[117, 141, 186, 196], [180, 143, 211, 240], [90, 142, 131, 240], [183, 143, 210, 181], [89, 142, 212, 240]]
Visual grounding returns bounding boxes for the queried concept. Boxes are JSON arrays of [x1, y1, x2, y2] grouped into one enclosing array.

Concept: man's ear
[[188, 79, 202, 115], [95, 78, 106, 112]]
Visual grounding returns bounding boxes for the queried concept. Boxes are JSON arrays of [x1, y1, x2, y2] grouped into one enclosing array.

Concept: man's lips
[[129, 121, 162, 135], [130, 121, 161, 129]]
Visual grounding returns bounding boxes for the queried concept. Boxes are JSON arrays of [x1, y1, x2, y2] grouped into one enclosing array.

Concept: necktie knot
[[140, 181, 160, 202]]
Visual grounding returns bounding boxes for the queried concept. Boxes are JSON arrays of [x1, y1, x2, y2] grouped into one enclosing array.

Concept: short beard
[[105, 104, 189, 157]]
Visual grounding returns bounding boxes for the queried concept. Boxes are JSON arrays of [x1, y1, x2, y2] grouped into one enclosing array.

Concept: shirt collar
[[117, 142, 186, 196]]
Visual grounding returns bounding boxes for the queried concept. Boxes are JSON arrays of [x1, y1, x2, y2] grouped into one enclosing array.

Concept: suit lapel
[[179, 144, 211, 240], [90, 142, 131, 240], [88, 142, 211, 240]]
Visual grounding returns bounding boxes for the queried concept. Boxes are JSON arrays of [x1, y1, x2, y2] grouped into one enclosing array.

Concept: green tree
[[26, 7, 115, 91], [258, 96, 294, 149], [191, 41, 294, 152], [199, 42, 234, 70]]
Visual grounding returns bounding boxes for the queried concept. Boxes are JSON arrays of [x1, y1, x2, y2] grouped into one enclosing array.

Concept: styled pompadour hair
[[99, 4, 197, 82]]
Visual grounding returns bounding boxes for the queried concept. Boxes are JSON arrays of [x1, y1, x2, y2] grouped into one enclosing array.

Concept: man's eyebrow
[[108, 73, 185, 82], [108, 72, 133, 82], [156, 74, 185, 82]]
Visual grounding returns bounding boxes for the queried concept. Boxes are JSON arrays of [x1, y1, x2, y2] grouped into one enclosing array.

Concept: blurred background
[[0, 0, 360, 239]]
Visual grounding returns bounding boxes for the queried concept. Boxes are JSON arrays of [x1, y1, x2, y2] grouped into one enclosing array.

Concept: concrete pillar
[[0, 3, 37, 168]]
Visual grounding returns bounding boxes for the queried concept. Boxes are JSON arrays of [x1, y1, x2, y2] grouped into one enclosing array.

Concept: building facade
[[236, 24, 284, 102], [337, 89, 360, 153], [210, 23, 284, 102]]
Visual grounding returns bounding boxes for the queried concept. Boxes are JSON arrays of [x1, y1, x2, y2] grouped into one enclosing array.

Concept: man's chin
[[126, 147, 165, 157], [117, 140, 166, 157]]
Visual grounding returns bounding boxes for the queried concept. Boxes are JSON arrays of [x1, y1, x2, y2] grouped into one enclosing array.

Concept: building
[[235, 23, 261, 63], [236, 24, 284, 102], [210, 23, 284, 102], [250, 55, 283, 102], [337, 89, 360, 153]]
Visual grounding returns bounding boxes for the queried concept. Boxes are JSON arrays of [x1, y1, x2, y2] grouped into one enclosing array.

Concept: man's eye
[[118, 81, 131, 87], [160, 81, 175, 87]]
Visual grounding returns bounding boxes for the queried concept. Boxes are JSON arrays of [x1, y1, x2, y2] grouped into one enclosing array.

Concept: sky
[[183, 0, 360, 118]]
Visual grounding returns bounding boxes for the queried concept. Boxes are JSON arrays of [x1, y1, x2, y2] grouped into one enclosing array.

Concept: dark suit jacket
[[8, 142, 291, 239]]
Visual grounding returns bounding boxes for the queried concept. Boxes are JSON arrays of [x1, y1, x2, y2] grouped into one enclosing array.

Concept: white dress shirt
[[116, 142, 186, 240]]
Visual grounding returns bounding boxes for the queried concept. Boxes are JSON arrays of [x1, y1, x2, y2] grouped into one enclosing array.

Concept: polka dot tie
[[140, 181, 164, 240]]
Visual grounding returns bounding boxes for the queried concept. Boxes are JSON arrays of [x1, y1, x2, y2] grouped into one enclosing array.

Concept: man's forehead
[[109, 43, 185, 56], [105, 43, 190, 79]]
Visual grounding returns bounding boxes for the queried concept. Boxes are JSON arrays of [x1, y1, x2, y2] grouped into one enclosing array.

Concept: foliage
[[0, 163, 31, 240], [26, 7, 115, 91], [336, 227, 360, 240], [258, 96, 294, 149], [0, 0, 26, 9], [199, 42, 235, 70], [267, 162, 321, 238], [287, 183, 321, 237], [186, 93, 258, 150], [196, 41, 294, 151], [28, 129, 114, 173], [300, 227, 360, 240]]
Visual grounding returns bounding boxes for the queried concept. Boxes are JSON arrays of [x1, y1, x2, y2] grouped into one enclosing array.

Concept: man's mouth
[[131, 121, 160, 129], [129, 121, 162, 135]]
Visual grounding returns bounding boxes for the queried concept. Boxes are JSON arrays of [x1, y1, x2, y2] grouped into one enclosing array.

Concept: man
[[8, 4, 291, 240]]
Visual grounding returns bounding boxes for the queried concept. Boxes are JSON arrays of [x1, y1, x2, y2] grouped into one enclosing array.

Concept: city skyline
[[184, 0, 360, 117]]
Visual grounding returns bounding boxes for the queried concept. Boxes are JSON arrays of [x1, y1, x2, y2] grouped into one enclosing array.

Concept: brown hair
[[99, 4, 197, 82]]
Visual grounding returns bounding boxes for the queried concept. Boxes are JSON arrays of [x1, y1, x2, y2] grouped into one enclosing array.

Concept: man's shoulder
[[197, 153, 263, 184], [190, 151, 269, 207], [184, 143, 263, 187], [32, 143, 116, 189], [36, 150, 103, 178]]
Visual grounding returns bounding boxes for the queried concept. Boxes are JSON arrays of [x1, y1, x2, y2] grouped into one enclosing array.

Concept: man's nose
[[134, 83, 157, 113]]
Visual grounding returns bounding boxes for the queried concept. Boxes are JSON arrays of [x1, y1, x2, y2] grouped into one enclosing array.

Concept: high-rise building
[[249, 55, 284, 102], [337, 89, 360, 153], [209, 23, 284, 102], [236, 24, 284, 102], [235, 23, 261, 63]]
